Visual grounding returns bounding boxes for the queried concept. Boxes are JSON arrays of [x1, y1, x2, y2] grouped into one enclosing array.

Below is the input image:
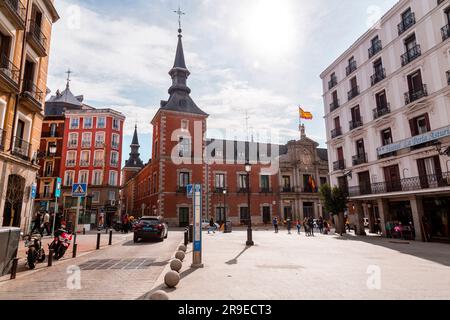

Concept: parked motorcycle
[[25, 234, 46, 269], [49, 228, 73, 260]]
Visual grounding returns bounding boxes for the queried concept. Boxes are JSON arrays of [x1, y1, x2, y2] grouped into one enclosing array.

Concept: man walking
[[286, 218, 292, 234], [41, 211, 51, 236], [273, 217, 279, 233], [296, 220, 301, 235], [31, 212, 42, 235], [208, 217, 216, 234], [308, 217, 315, 237]]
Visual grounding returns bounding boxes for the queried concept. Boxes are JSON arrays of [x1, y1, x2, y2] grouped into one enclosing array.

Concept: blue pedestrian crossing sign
[[72, 183, 87, 197], [186, 184, 193, 198]]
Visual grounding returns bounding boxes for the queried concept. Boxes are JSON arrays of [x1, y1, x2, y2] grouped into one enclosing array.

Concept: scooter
[[48, 228, 73, 260], [25, 234, 46, 269]]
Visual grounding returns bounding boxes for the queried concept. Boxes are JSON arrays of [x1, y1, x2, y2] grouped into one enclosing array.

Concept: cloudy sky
[[47, 0, 398, 164]]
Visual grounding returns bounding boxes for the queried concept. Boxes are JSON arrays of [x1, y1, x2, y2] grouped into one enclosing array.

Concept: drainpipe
[[9, 0, 32, 152]]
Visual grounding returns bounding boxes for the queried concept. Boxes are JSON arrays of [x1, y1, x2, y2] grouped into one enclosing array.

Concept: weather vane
[[174, 5, 185, 32]]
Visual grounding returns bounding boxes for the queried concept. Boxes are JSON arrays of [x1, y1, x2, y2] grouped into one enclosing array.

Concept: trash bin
[[224, 220, 233, 233], [189, 224, 194, 243], [0, 228, 21, 277]]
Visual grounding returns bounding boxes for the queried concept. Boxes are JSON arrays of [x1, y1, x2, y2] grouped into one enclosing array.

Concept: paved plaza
[[146, 229, 450, 300]]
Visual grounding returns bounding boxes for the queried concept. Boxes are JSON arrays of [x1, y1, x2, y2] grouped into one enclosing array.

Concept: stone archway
[[2, 175, 26, 227]]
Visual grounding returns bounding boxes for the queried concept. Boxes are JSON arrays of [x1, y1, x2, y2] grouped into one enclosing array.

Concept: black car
[[133, 216, 168, 242]]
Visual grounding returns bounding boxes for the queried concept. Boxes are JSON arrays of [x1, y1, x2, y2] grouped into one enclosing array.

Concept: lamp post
[[245, 162, 254, 246], [223, 189, 228, 233]]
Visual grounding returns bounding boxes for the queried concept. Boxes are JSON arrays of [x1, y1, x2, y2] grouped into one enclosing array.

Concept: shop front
[[423, 197, 450, 243]]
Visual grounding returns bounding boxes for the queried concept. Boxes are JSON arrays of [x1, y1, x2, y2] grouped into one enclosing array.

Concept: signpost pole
[[191, 184, 203, 268], [75, 196, 81, 235], [52, 178, 62, 237], [27, 183, 37, 234]]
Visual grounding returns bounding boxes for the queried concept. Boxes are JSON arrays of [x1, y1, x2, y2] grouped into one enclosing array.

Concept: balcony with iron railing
[[352, 153, 368, 166], [404, 84, 428, 105], [12, 136, 31, 161], [27, 20, 48, 57], [21, 80, 44, 110], [348, 172, 450, 197], [43, 170, 54, 177], [328, 76, 338, 90], [0, 54, 20, 92], [401, 44, 421, 67], [81, 141, 91, 148], [346, 60, 357, 76], [238, 187, 250, 194], [398, 12, 415, 35], [347, 86, 360, 101], [94, 160, 105, 167], [66, 160, 76, 167], [349, 118, 363, 130], [0, 0, 26, 29], [176, 186, 188, 194], [68, 141, 78, 149], [333, 160, 346, 171], [80, 160, 90, 167], [331, 127, 343, 139], [281, 186, 295, 193], [373, 104, 391, 119], [95, 141, 106, 148], [0, 129, 5, 151], [110, 161, 119, 168], [213, 187, 226, 194], [371, 68, 386, 86], [111, 143, 120, 150], [368, 40, 382, 58], [260, 187, 272, 194], [441, 24, 450, 42], [330, 99, 340, 112]]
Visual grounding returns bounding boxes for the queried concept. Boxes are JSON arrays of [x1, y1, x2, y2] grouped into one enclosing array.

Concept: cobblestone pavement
[[0, 231, 183, 300], [149, 230, 450, 300]]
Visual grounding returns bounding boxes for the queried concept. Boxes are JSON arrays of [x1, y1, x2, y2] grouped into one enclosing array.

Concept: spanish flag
[[299, 107, 313, 120], [308, 175, 317, 192]]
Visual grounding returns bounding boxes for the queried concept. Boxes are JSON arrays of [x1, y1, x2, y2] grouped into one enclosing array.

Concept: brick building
[[121, 27, 329, 227]]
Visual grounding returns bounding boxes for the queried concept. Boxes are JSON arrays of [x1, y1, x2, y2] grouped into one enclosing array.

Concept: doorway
[[179, 207, 189, 227], [2, 175, 25, 227]]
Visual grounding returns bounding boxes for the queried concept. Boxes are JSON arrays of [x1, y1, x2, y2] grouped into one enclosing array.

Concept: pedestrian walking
[[296, 220, 301, 235], [40, 211, 51, 236], [31, 212, 42, 235], [287, 219, 292, 234], [318, 216, 324, 234], [273, 217, 279, 233], [308, 217, 315, 236], [303, 217, 309, 236], [208, 217, 216, 234], [122, 213, 129, 233]]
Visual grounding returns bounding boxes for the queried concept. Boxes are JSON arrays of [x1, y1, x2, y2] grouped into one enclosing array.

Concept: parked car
[[201, 220, 220, 230], [133, 216, 168, 243]]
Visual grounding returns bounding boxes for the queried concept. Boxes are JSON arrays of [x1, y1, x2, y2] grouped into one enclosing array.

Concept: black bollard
[[83, 228, 86, 235], [72, 243, 78, 258], [10, 258, 19, 280], [184, 228, 188, 246], [189, 224, 194, 243], [48, 249, 54, 267], [96, 232, 101, 250], [109, 230, 113, 246]]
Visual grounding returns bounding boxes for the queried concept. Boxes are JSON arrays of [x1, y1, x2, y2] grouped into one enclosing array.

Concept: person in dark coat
[[308, 217, 315, 236], [273, 217, 279, 233], [31, 212, 42, 234], [286, 219, 292, 234], [318, 217, 324, 234]]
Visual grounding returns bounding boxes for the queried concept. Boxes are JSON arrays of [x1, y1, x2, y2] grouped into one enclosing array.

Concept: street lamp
[[223, 189, 229, 233], [245, 162, 254, 246], [48, 144, 57, 155]]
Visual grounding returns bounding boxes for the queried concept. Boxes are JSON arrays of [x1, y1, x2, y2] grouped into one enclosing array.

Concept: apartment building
[[321, 0, 450, 242], [0, 0, 59, 231]]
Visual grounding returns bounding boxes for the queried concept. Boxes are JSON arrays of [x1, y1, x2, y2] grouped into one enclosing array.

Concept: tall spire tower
[[122, 125, 144, 185]]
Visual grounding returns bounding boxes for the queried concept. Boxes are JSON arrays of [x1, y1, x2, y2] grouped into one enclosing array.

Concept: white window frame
[[68, 132, 78, 148], [78, 170, 89, 184], [112, 133, 120, 149], [108, 191, 116, 201], [66, 151, 77, 167], [112, 118, 120, 131], [97, 116, 106, 129], [92, 191, 100, 203], [80, 150, 90, 167], [83, 117, 93, 129], [110, 151, 119, 167], [92, 170, 103, 186], [0, 99, 7, 130], [70, 117, 80, 129], [109, 171, 118, 186], [64, 171, 75, 186], [82, 132, 92, 148]]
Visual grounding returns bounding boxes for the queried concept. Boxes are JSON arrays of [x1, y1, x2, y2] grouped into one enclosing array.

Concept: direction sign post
[[186, 184, 193, 199], [72, 183, 88, 234], [52, 178, 62, 237], [191, 184, 203, 268]]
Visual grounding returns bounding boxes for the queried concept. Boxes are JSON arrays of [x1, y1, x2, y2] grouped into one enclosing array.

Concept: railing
[[331, 127, 342, 139], [281, 187, 295, 193], [260, 188, 272, 193], [378, 151, 397, 159], [68, 141, 78, 148], [371, 68, 386, 86], [41, 132, 60, 138], [398, 12, 415, 35], [112, 143, 120, 150], [12, 136, 31, 160], [238, 187, 249, 193], [401, 44, 421, 66], [302, 187, 318, 193], [368, 40, 382, 58], [44, 170, 53, 177], [94, 160, 105, 167], [352, 153, 368, 166], [0, 129, 6, 151], [348, 172, 450, 197], [110, 161, 119, 168], [95, 141, 105, 148], [177, 186, 188, 194], [333, 160, 345, 171], [0, 54, 20, 84], [2, 0, 26, 24], [447, 70, 450, 85], [373, 104, 391, 119], [328, 76, 338, 90], [349, 118, 363, 130], [404, 84, 428, 105], [28, 20, 47, 51], [80, 160, 90, 167], [347, 86, 360, 101], [22, 80, 44, 104], [441, 24, 450, 42], [346, 60, 357, 76], [81, 141, 91, 148], [330, 99, 340, 112], [213, 187, 226, 194], [66, 160, 76, 167]]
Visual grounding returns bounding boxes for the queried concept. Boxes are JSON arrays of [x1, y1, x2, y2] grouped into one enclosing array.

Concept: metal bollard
[[83, 228, 86, 235], [189, 224, 193, 243], [105, 228, 108, 234], [184, 228, 188, 246], [109, 230, 113, 246], [72, 244, 78, 258], [10, 258, 19, 280], [96, 232, 101, 250], [48, 249, 54, 267]]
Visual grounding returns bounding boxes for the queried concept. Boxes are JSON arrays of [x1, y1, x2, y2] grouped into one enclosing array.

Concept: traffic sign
[[72, 183, 88, 197], [186, 184, 193, 198], [55, 177, 62, 198], [30, 183, 37, 199]]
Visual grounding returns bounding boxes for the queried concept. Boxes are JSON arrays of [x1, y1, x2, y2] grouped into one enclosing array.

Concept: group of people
[[272, 216, 330, 236], [30, 211, 64, 237], [119, 213, 135, 233]]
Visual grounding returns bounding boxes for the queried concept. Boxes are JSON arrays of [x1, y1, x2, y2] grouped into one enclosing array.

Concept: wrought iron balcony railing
[[348, 172, 450, 197], [12, 136, 31, 161], [333, 160, 346, 171], [352, 153, 368, 166], [110, 161, 119, 168], [213, 187, 226, 194], [95, 141, 106, 148], [1, 0, 26, 26], [260, 188, 272, 194], [373, 104, 391, 119], [22, 80, 44, 104], [80, 160, 90, 167], [401, 44, 421, 66], [281, 187, 295, 193], [349, 118, 363, 130], [331, 127, 342, 139], [0, 129, 6, 151], [94, 160, 105, 167], [112, 143, 120, 150], [68, 141, 78, 148], [330, 99, 340, 112], [328, 76, 338, 90], [66, 160, 76, 167], [398, 12, 415, 35], [371, 68, 386, 86], [404, 84, 428, 105], [347, 86, 360, 101], [346, 60, 357, 76], [28, 20, 47, 52], [0, 54, 20, 85], [441, 24, 450, 42], [368, 40, 382, 58], [238, 187, 249, 193], [177, 186, 188, 194]]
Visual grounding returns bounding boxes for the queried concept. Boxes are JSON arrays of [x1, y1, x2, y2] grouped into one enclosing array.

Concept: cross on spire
[[174, 5, 185, 33], [65, 68, 72, 88]]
